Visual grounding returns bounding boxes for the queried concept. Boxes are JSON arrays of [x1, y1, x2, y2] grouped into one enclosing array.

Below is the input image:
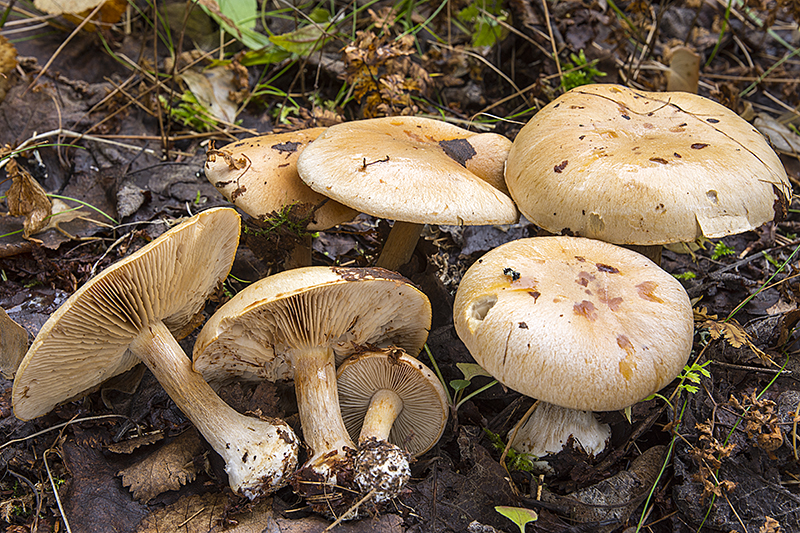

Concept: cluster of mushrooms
[[11, 84, 791, 519]]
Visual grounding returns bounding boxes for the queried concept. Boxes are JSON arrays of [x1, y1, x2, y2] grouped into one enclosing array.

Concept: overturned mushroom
[[12, 208, 299, 499], [297, 116, 518, 270], [337, 347, 449, 502], [453, 236, 693, 457], [505, 84, 791, 263], [193, 266, 432, 515]]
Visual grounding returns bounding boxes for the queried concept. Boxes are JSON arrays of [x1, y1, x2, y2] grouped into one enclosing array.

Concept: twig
[[27, 2, 105, 91], [323, 489, 376, 531], [0, 414, 130, 452], [540, 0, 562, 82], [44, 449, 72, 533]]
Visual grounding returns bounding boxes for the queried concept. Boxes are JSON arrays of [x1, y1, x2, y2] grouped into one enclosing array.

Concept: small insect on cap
[[453, 235, 694, 412]]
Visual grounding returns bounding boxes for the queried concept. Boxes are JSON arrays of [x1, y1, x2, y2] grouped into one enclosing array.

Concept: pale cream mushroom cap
[[337, 348, 449, 458], [13, 207, 240, 420], [193, 266, 432, 384], [453, 236, 693, 412], [205, 129, 357, 231], [296, 116, 518, 225], [505, 84, 791, 245]]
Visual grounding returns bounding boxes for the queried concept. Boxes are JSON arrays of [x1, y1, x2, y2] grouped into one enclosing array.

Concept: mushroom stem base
[[130, 320, 298, 498], [509, 402, 610, 458]]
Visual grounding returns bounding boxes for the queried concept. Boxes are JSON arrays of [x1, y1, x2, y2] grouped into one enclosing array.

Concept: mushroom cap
[[453, 236, 694, 412], [505, 84, 791, 245], [337, 348, 448, 457], [205, 129, 358, 231], [296, 116, 519, 225], [12, 207, 241, 420], [193, 267, 432, 385]]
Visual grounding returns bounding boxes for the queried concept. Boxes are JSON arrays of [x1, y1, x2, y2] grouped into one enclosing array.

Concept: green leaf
[[269, 24, 329, 55], [216, 0, 256, 30], [495, 506, 538, 533], [456, 362, 493, 381], [450, 379, 471, 393]]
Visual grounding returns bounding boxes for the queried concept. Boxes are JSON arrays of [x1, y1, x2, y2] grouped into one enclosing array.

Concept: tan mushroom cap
[[193, 266, 432, 385], [205, 129, 357, 230], [296, 116, 519, 225], [337, 348, 449, 457], [13, 207, 240, 420], [505, 84, 791, 245], [453, 236, 693, 412]]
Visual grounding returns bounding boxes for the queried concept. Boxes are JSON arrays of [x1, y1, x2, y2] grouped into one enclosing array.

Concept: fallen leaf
[[135, 492, 273, 533], [0, 306, 28, 379], [667, 46, 700, 93], [754, 114, 800, 156], [4, 158, 52, 239], [34, 0, 128, 29], [119, 429, 205, 503], [106, 431, 164, 455]]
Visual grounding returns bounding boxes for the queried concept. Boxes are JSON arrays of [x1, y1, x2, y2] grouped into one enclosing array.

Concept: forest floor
[[1, 0, 800, 531]]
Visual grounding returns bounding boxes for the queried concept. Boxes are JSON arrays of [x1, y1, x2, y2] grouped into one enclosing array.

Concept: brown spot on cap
[[617, 335, 636, 380], [331, 266, 413, 285], [576, 271, 595, 287], [691, 143, 709, 150], [528, 290, 541, 302], [554, 160, 569, 173], [599, 293, 623, 311], [649, 157, 668, 164], [518, 322, 528, 329], [573, 300, 598, 321], [272, 141, 302, 154], [439, 138, 477, 168], [636, 281, 663, 303], [596, 263, 619, 273]]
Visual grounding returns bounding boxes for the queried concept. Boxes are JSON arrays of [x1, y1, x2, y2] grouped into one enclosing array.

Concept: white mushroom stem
[[353, 388, 411, 504], [129, 320, 298, 499], [509, 402, 611, 459], [359, 389, 403, 443], [375, 221, 423, 271], [291, 346, 356, 482]]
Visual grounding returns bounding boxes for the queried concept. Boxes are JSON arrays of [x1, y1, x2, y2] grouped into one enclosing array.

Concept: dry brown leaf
[[119, 429, 205, 503], [0, 307, 28, 379], [106, 431, 164, 455], [135, 492, 274, 533], [760, 516, 783, 533], [34, 0, 128, 29], [5, 158, 52, 239], [666, 46, 700, 93]]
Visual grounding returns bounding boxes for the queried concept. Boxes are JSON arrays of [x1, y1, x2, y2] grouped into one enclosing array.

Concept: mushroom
[[205, 129, 357, 267], [296, 116, 519, 270], [12, 208, 299, 499], [505, 84, 791, 264], [336, 347, 449, 502], [192, 266, 432, 514], [452, 236, 693, 457]]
